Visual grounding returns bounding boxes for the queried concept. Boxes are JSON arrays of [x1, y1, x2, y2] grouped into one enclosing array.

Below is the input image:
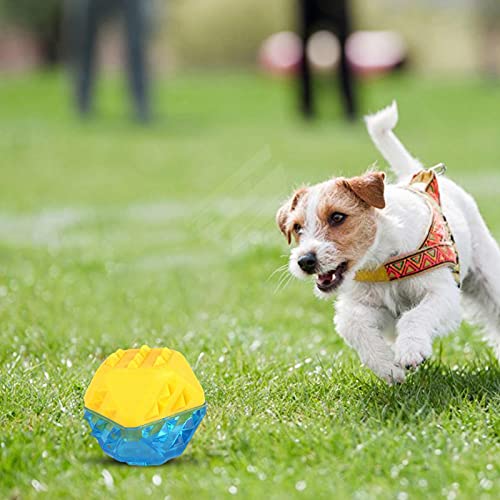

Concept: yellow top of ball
[[84, 346, 205, 428]]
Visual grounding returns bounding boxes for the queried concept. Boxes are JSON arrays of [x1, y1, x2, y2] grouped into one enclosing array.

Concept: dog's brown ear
[[276, 187, 307, 244], [276, 203, 292, 244], [343, 172, 386, 209]]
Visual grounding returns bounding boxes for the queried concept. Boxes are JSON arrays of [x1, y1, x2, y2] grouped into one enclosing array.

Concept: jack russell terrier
[[276, 102, 500, 383]]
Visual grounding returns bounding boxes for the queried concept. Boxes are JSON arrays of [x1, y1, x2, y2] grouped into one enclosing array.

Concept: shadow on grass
[[84, 453, 201, 468], [359, 359, 500, 424]]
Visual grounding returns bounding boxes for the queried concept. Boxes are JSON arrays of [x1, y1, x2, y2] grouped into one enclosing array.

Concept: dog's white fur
[[289, 102, 500, 382]]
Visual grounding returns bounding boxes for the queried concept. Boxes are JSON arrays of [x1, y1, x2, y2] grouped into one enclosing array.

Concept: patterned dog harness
[[355, 167, 461, 286]]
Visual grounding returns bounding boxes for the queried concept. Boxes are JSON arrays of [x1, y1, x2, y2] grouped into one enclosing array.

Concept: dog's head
[[276, 172, 385, 297]]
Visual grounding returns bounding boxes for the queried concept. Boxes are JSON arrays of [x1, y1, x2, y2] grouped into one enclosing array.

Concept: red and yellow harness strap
[[354, 169, 461, 286]]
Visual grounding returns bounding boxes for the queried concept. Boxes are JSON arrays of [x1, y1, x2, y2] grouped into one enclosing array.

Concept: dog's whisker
[[274, 272, 294, 294], [274, 273, 289, 292], [277, 267, 292, 285], [280, 274, 294, 293], [273, 274, 288, 294], [267, 264, 289, 281], [267, 265, 289, 282]]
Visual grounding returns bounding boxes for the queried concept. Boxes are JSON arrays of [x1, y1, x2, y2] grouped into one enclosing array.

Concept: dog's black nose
[[298, 252, 317, 273]]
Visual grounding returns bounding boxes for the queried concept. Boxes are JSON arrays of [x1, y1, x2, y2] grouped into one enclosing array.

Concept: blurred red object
[[346, 31, 407, 76], [259, 31, 302, 76]]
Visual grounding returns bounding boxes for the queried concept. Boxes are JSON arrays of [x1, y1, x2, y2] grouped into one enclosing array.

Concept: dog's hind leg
[[461, 206, 500, 359]]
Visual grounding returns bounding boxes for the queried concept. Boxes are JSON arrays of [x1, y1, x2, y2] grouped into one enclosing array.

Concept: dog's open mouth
[[316, 262, 349, 292]]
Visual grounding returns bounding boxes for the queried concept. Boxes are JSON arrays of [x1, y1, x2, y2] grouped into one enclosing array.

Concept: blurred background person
[[0, 0, 497, 119], [296, 0, 357, 120], [68, 0, 154, 122]]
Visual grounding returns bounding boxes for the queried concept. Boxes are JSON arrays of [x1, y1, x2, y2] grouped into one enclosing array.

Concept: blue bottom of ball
[[84, 404, 206, 466]]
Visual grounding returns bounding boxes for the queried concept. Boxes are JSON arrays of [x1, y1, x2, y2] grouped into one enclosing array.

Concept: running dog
[[276, 102, 500, 382]]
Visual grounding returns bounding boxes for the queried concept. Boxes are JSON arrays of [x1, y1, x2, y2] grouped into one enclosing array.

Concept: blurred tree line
[[166, 0, 291, 67], [0, 0, 291, 69], [0, 0, 486, 73]]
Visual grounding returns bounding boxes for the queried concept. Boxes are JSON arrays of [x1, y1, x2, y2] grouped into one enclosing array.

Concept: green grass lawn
[[0, 70, 499, 499]]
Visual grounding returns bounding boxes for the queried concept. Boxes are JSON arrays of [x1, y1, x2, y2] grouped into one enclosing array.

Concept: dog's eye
[[328, 212, 347, 226], [293, 223, 303, 235]]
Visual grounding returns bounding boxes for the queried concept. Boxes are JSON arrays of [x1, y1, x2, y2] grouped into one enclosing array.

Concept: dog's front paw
[[394, 337, 432, 370], [368, 361, 406, 385]]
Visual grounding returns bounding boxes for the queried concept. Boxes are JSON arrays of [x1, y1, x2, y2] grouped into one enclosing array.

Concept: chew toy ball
[[84, 346, 206, 466]]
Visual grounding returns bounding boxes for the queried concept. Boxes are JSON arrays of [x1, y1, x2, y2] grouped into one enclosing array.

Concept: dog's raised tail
[[365, 101, 421, 179]]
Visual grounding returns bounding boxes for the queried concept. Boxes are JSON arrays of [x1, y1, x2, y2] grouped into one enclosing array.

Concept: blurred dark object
[[0, 0, 63, 66], [69, 0, 151, 122], [297, 0, 356, 120]]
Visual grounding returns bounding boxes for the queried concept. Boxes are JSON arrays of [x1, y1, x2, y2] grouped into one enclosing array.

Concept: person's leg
[[336, 2, 356, 120], [75, 0, 100, 115], [337, 33, 356, 120], [298, 0, 314, 117], [123, 0, 150, 121], [299, 37, 314, 117]]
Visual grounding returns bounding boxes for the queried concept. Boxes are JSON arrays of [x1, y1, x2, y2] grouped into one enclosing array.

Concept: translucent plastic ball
[[84, 346, 206, 466]]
